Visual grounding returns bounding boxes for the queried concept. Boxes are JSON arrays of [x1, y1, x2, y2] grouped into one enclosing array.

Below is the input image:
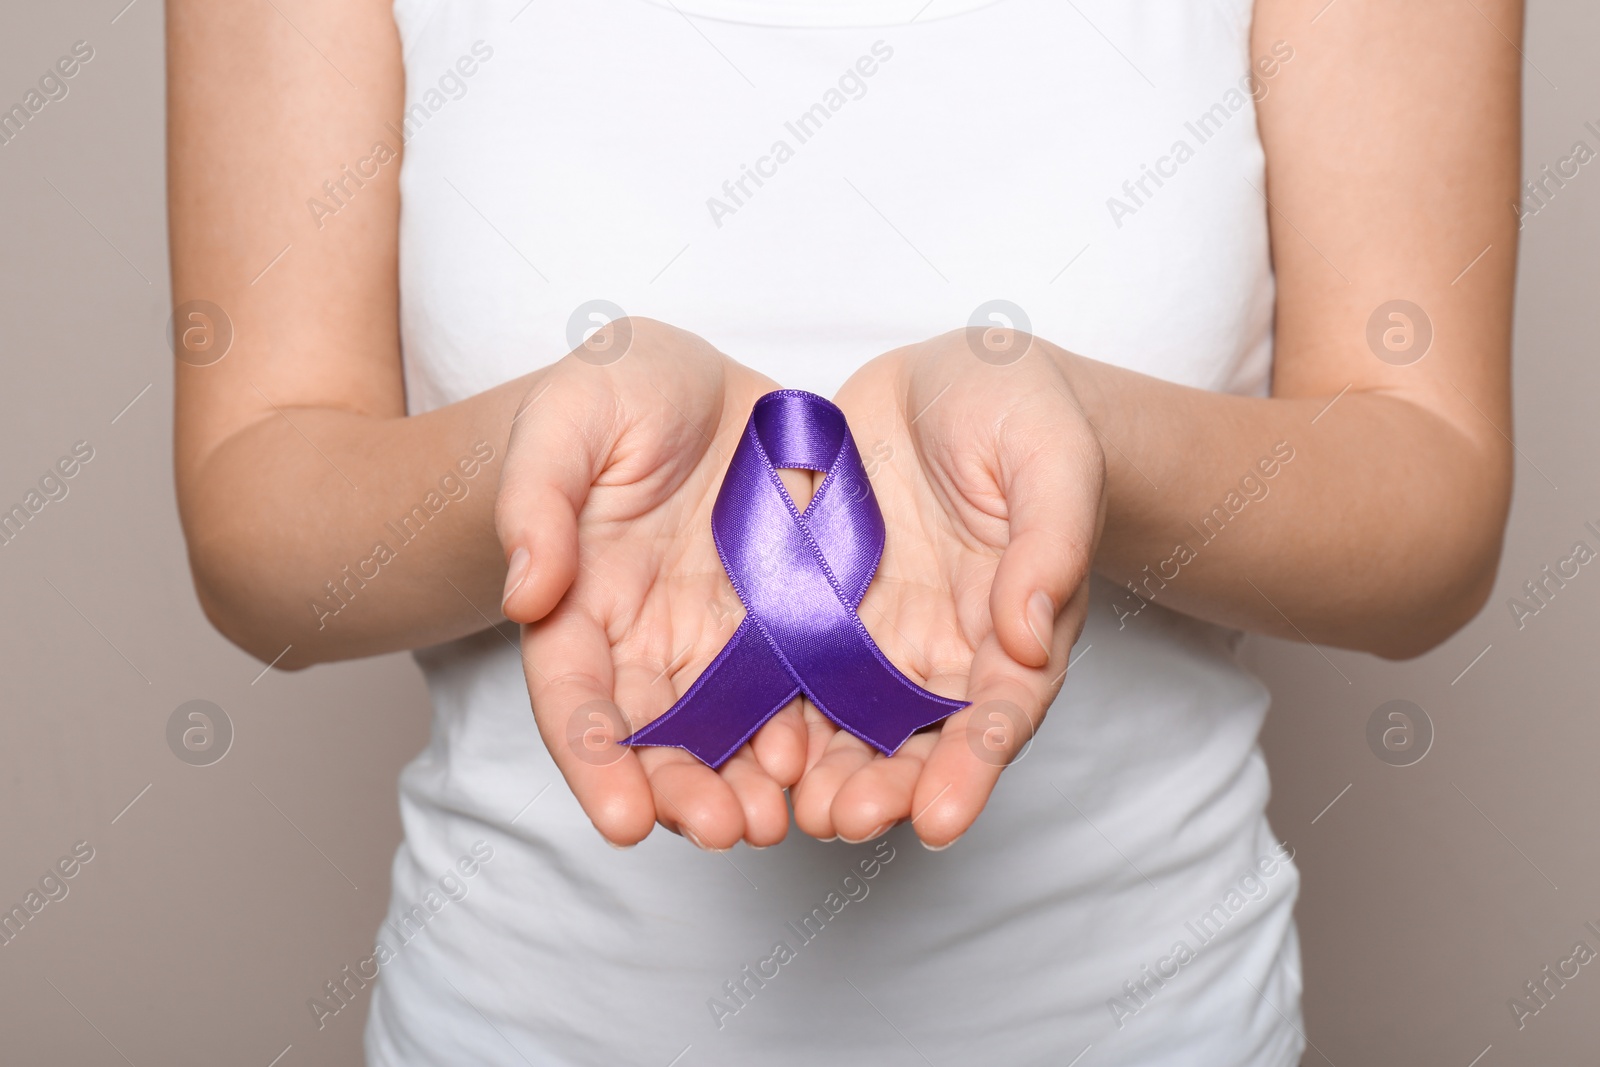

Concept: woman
[[169, 0, 1518, 1062]]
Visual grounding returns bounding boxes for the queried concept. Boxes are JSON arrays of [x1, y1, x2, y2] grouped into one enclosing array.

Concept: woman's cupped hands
[[497, 318, 1105, 851]]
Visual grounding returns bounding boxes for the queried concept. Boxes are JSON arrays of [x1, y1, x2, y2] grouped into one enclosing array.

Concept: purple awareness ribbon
[[619, 390, 967, 769]]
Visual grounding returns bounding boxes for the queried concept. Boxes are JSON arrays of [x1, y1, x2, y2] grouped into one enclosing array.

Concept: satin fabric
[[621, 390, 966, 766]]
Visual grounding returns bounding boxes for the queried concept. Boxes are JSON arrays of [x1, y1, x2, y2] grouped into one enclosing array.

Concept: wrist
[[1046, 345, 1111, 436]]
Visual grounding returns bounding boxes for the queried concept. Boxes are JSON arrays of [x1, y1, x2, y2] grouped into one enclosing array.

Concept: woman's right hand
[[497, 318, 811, 849]]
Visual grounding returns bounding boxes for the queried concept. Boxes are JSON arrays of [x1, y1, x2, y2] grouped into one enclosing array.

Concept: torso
[[369, 1, 1302, 1062]]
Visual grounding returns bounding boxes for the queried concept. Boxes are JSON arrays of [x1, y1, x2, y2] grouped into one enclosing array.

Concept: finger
[[748, 697, 808, 788], [826, 670, 966, 843], [719, 747, 792, 847], [828, 739, 926, 843], [611, 620, 794, 847], [629, 723, 787, 850], [989, 419, 1104, 668], [496, 370, 607, 624], [799, 698, 839, 776], [642, 752, 748, 851], [911, 593, 1083, 848], [637, 694, 793, 849], [613, 652, 759, 849], [790, 725, 877, 840], [522, 607, 655, 846]]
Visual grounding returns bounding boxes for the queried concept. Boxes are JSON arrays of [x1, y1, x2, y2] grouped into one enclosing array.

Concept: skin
[[497, 323, 816, 847], [170, 0, 1520, 850], [791, 338, 1105, 845]]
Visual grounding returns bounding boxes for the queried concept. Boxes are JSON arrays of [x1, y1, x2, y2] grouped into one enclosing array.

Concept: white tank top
[[369, 1, 1303, 1064]]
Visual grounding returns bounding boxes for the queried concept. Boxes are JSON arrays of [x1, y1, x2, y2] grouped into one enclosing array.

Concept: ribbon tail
[[619, 618, 801, 769], [806, 667, 968, 758]]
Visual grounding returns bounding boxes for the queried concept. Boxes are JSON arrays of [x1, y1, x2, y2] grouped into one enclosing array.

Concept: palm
[[793, 335, 1104, 846], [500, 321, 812, 848]]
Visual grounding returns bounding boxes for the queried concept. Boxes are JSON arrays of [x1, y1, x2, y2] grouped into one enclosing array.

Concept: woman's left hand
[[791, 329, 1107, 849]]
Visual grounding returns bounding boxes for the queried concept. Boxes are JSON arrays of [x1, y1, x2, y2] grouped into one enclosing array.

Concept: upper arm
[[168, 0, 406, 490], [1251, 0, 1521, 461]]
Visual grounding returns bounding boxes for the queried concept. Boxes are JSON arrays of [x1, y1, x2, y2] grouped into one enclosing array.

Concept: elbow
[[183, 530, 321, 671], [1361, 508, 1509, 661], [1362, 424, 1513, 661], [177, 440, 327, 672], [190, 569, 317, 672], [193, 585, 314, 671], [1364, 559, 1501, 661]]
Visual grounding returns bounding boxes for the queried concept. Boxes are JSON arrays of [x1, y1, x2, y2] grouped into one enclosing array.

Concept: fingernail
[[1027, 590, 1055, 653], [839, 822, 893, 845], [501, 546, 531, 610], [606, 839, 635, 851], [922, 835, 962, 852], [682, 827, 728, 853]]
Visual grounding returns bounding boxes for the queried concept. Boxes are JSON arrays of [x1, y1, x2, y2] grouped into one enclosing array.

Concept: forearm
[[1061, 353, 1511, 657], [178, 372, 539, 667]]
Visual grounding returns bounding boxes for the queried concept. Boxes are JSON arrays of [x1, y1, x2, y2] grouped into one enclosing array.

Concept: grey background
[[0, 1, 1593, 1064]]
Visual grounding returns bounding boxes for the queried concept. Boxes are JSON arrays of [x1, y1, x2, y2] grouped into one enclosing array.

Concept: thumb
[[495, 380, 608, 624], [989, 428, 1104, 669]]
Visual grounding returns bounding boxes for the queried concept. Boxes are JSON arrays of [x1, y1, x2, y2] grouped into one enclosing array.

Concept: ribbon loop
[[620, 390, 966, 768]]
